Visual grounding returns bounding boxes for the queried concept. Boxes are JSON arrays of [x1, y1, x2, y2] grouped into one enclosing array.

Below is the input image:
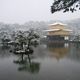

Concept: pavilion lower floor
[[47, 35, 69, 42]]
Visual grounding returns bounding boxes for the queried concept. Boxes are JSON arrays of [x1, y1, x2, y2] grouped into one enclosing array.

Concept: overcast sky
[[0, 0, 80, 24]]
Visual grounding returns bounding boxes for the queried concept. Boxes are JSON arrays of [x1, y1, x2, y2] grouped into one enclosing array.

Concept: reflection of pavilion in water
[[47, 42, 80, 61], [47, 42, 70, 60]]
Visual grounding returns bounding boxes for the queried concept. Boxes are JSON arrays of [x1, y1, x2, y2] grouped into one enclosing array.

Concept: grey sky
[[0, 0, 80, 24]]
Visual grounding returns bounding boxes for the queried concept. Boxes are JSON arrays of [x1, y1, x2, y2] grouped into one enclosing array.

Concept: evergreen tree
[[51, 0, 80, 13]]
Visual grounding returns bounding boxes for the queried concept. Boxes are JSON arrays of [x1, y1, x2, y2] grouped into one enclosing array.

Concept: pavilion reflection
[[47, 42, 70, 60]]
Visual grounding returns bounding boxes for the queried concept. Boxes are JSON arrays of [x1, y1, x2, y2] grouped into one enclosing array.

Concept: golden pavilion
[[45, 22, 72, 41]]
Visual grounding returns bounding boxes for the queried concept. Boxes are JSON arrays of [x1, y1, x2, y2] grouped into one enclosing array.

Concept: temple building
[[45, 22, 72, 42]]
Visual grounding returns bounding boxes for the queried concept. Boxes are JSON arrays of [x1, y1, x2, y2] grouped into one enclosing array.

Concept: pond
[[0, 42, 80, 80]]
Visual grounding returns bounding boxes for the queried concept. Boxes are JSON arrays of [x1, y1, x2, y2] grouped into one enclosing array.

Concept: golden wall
[[48, 30, 70, 36]]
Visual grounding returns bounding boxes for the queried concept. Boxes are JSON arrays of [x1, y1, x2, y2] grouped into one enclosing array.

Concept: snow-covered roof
[[44, 29, 72, 32], [44, 29, 60, 32], [49, 22, 67, 26]]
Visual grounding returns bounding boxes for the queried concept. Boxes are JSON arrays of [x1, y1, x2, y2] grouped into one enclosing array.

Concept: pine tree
[[51, 0, 80, 13]]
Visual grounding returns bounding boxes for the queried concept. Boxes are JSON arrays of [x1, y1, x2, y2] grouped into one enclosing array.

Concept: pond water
[[0, 42, 80, 80]]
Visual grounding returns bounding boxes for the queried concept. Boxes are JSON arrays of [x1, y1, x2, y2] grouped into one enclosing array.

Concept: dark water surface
[[0, 43, 80, 80]]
